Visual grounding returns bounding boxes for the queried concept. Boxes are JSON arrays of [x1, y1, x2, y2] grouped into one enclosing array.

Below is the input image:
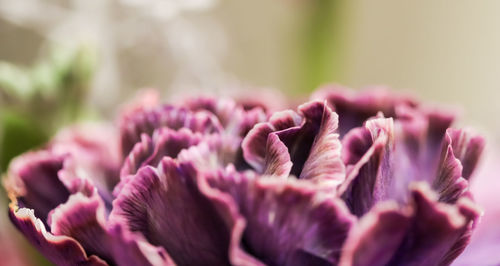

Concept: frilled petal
[[49, 193, 112, 263], [432, 133, 468, 204], [441, 198, 482, 265], [387, 183, 481, 266], [262, 133, 293, 177], [110, 158, 235, 265], [107, 224, 176, 266], [206, 171, 356, 265], [231, 89, 287, 113], [120, 104, 223, 156], [50, 124, 121, 178], [242, 110, 301, 172], [49, 192, 171, 266], [299, 102, 345, 188], [340, 184, 480, 266], [311, 85, 417, 136], [339, 203, 412, 266], [235, 107, 268, 138], [242, 101, 345, 188], [5, 151, 70, 224], [120, 127, 202, 177], [446, 128, 485, 180], [32, 123, 122, 210], [119, 134, 153, 180], [279, 102, 324, 177], [183, 96, 268, 137], [339, 117, 394, 216], [242, 123, 275, 172], [8, 204, 107, 266], [394, 105, 455, 184], [177, 133, 243, 172]]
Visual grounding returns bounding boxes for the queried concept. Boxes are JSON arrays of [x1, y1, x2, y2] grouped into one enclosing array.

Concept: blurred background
[[0, 0, 499, 265]]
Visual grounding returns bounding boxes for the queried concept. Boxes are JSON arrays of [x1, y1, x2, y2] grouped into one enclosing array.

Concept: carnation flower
[[5, 86, 487, 265]]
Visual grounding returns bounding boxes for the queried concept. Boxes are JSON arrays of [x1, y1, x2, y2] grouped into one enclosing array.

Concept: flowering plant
[[5, 86, 486, 266]]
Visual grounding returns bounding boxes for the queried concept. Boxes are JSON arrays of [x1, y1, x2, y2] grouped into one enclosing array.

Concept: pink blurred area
[[454, 147, 500, 265]]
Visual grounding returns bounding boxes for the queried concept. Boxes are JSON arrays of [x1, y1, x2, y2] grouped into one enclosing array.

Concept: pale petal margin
[[49, 192, 172, 266], [9, 203, 107, 266], [5, 151, 70, 224]]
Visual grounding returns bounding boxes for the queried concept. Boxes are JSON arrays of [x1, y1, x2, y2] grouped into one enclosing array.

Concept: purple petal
[[234, 107, 268, 138], [394, 106, 455, 184], [107, 224, 176, 266], [196, 170, 265, 266], [206, 171, 356, 265], [242, 110, 301, 172], [339, 203, 412, 266], [110, 158, 234, 265], [262, 133, 292, 177], [50, 124, 122, 207], [243, 101, 345, 187], [432, 133, 468, 204], [441, 198, 482, 265], [49, 193, 113, 263], [184, 96, 235, 126], [119, 104, 223, 156], [425, 108, 456, 152], [446, 128, 485, 180], [120, 134, 154, 179], [183, 96, 267, 137], [340, 183, 480, 266], [9, 204, 107, 266], [232, 89, 287, 113], [299, 102, 345, 188], [339, 117, 395, 216], [177, 134, 242, 171], [311, 85, 417, 136], [268, 110, 303, 130], [120, 127, 202, 177], [284, 101, 324, 177], [388, 183, 481, 265], [242, 123, 275, 172], [387, 106, 458, 202], [341, 127, 374, 167], [50, 124, 121, 174]]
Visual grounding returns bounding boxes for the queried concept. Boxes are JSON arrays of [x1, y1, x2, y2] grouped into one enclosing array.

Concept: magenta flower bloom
[[5, 87, 487, 266]]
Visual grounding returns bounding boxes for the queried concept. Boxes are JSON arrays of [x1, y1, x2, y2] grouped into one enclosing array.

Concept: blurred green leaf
[[0, 44, 96, 172], [0, 110, 48, 172]]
